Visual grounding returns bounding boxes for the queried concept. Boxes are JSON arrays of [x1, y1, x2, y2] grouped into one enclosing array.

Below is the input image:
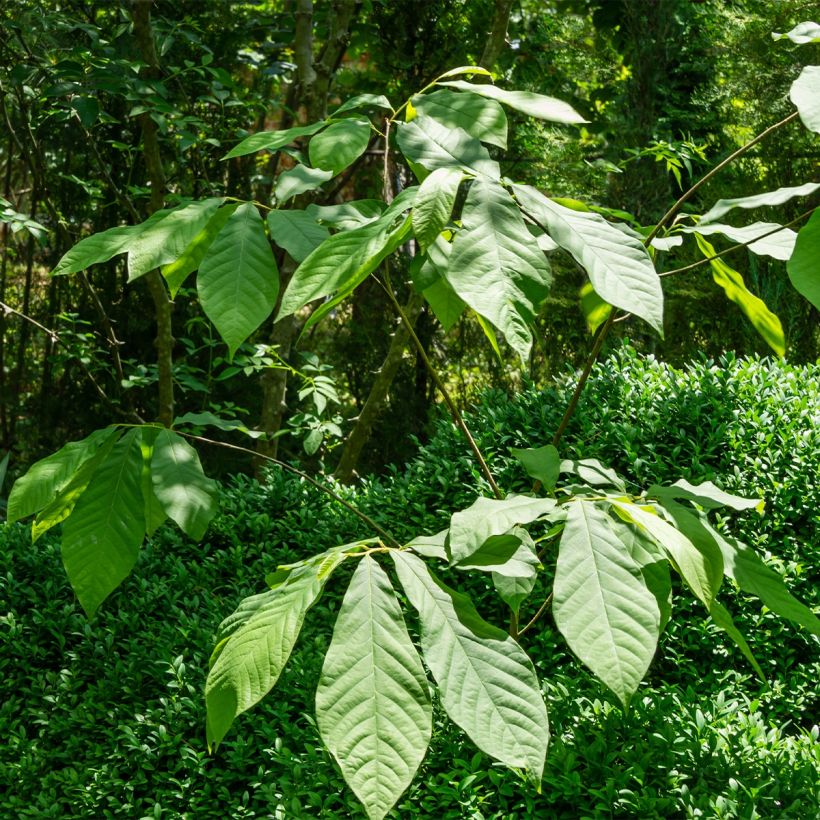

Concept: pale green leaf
[[61, 429, 146, 617], [446, 179, 552, 360], [162, 204, 239, 296], [392, 551, 548, 782], [266, 209, 330, 262], [434, 66, 492, 81], [206, 555, 344, 749], [786, 208, 820, 311], [173, 411, 264, 439], [449, 494, 556, 565], [406, 529, 448, 561], [772, 21, 820, 44], [308, 199, 385, 229], [309, 116, 371, 175], [649, 478, 762, 512], [331, 93, 393, 116], [790, 65, 820, 132], [274, 164, 333, 204], [396, 115, 500, 179], [492, 571, 536, 616], [223, 122, 327, 159], [151, 429, 218, 540], [437, 80, 586, 125], [511, 444, 560, 491], [413, 167, 462, 249], [681, 222, 796, 261], [198, 201, 279, 357], [699, 182, 820, 225], [708, 600, 765, 680], [317, 557, 431, 820], [413, 88, 507, 149], [695, 234, 785, 356], [553, 501, 661, 706], [455, 530, 539, 576], [559, 458, 625, 490], [512, 184, 663, 334]]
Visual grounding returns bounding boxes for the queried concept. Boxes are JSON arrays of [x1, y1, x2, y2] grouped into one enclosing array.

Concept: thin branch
[[518, 592, 552, 637], [178, 431, 402, 548]]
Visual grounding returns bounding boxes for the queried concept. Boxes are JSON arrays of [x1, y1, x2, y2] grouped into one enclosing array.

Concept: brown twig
[[518, 593, 552, 637]]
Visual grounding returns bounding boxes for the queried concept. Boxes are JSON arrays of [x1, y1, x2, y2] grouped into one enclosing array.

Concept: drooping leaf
[[649, 478, 762, 512], [455, 530, 539, 576], [309, 199, 386, 229], [266, 209, 330, 262], [422, 277, 465, 331], [173, 411, 265, 439], [445, 179, 553, 360], [61, 428, 146, 617], [448, 494, 556, 564], [790, 65, 820, 133], [437, 80, 586, 125], [708, 599, 765, 680], [139, 426, 167, 536], [162, 204, 239, 296], [331, 93, 393, 116], [492, 570, 537, 616], [553, 501, 661, 706], [559, 458, 626, 490], [223, 121, 327, 159], [198, 201, 279, 357], [127, 198, 223, 281], [579, 282, 613, 334], [316, 557, 431, 820], [694, 234, 785, 356], [309, 116, 372, 175], [512, 184, 663, 334], [434, 65, 493, 81], [274, 164, 333, 204], [206, 555, 345, 749], [7, 427, 119, 523], [150, 429, 218, 540], [413, 88, 507, 149], [511, 444, 560, 491], [392, 551, 548, 783], [699, 182, 820, 225], [412, 166, 462, 249], [406, 529, 449, 561], [772, 21, 820, 44], [396, 115, 500, 180], [786, 208, 820, 311], [681, 222, 797, 261]]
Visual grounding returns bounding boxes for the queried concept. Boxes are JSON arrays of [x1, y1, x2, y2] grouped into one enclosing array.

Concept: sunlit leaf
[[786, 208, 820, 311]]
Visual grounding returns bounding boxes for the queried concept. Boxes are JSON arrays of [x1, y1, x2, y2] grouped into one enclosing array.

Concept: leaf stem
[[518, 593, 552, 637]]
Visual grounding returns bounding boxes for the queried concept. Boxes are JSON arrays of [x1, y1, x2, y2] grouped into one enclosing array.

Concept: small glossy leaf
[[695, 234, 785, 356], [151, 429, 218, 540], [198, 202, 279, 357], [267, 209, 330, 262], [223, 122, 327, 159], [274, 164, 333, 204], [61, 429, 146, 617], [413, 88, 507, 149], [790, 65, 820, 132], [513, 184, 663, 334], [317, 557, 431, 820], [449, 494, 556, 565], [413, 167, 462, 249], [437, 80, 586, 124], [309, 116, 371, 175], [392, 551, 548, 782], [681, 222, 797, 261], [553, 501, 660, 706], [699, 181, 820, 225], [511, 444, 560, 491], [786, 208, 820, 311]]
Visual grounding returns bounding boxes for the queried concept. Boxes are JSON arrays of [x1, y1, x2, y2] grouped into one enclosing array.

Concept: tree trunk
[[480, 0, 515, 69]]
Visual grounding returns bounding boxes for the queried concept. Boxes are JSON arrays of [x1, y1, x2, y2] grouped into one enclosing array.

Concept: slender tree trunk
[[480, 0, 515, 70], [0, 132, 13, 444]]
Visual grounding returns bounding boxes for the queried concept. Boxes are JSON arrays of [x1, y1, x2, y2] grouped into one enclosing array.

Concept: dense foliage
[[2, 349, 819, 818]]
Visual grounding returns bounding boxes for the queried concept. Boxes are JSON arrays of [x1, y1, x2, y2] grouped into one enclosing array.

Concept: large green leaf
[[553, 501, 661, 706], [772, 21, 820, 44], [448, 494, 556, 564], [309, 116, 371, 175], [412, 88, 507, 149], [454, 530, 539, 575], [649, 478, 762, 512], [786, 208, 820, 311], [695, 234, 785, 356], [412, 167, 462, 249], [198, 201, 279, 357], [223, 121, 327, 159], [331, 94, 393, 116], [274, 164, 333, 204], [699, 182, 820, 225], [511, 444, 560, 491], [437, 80, 586, 125], [61, 428, 146, 617], [206, 555, 345, 749], [512, 184, 663, 334], [150, 429, 218, 540], [162, 204, 239, 296], [127, 198, 223, 281], [681, 222, 797, 261], [278, 205, 413, 319], [790, 65, 820, 133], [422, 276, 465, 331], [396, 115, 500, 179], [316, 557, 431, 820], [392, 551, 548, 782], [445, 179, 553, 360], [7, 427, 118, 523], [266, 209, 330, 262]]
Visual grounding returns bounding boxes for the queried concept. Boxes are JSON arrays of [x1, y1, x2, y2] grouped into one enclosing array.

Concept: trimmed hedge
[[1, 347, 819, 817]]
